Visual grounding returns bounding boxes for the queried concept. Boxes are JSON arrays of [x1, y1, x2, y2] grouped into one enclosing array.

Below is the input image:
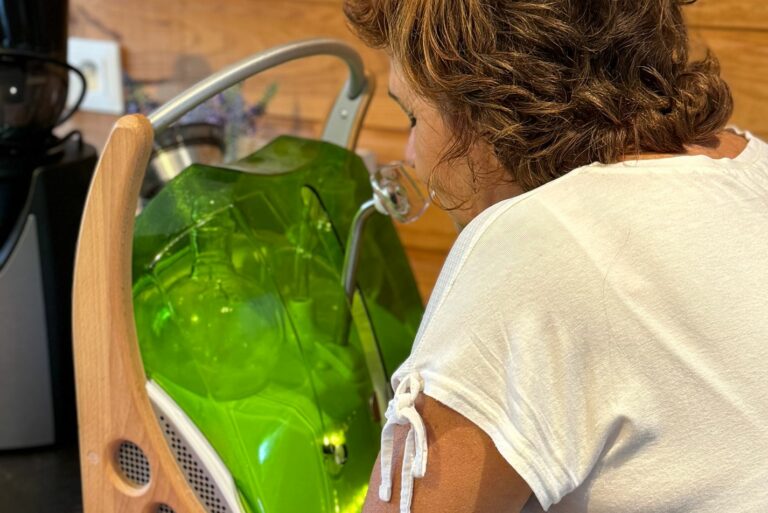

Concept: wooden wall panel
[[694, 29, 768, 136], [69, 0, 409, 132], [686, 0, 768, 30], [66, 0, 768, 301]]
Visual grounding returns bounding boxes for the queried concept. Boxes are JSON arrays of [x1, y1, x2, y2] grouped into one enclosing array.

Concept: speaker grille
[[157, 504, 176, 513], [116, 440, 151, 486], [159, 415, 229, 513]]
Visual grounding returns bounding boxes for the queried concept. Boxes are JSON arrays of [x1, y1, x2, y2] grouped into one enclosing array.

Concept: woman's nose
[[404, 128, 417, 167]]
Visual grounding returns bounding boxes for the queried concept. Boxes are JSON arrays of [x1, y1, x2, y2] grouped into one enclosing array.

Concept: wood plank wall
[[66, 0, 768, 301]]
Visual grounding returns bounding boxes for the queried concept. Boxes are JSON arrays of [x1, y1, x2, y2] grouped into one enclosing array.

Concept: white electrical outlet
[[67, 37, 124, 115]]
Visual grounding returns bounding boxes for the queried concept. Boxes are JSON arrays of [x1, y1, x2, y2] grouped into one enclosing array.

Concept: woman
[[344, 1, 768, 512]]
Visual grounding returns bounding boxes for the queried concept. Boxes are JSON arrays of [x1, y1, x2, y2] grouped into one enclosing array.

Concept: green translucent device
[[132, 135, 423, 513]]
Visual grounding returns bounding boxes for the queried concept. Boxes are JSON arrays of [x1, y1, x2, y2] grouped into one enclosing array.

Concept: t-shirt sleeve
[[382, 198, 618, 511]]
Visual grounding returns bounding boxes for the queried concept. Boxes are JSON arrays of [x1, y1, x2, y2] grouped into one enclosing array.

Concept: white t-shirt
[[379, 132, 768, 513]]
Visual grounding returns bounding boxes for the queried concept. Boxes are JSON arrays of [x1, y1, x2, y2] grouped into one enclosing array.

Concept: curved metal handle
[[148, 38, 368, 134]]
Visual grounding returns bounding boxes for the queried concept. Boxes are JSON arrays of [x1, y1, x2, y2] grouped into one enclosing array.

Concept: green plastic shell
[[132, 136, 423, 513]]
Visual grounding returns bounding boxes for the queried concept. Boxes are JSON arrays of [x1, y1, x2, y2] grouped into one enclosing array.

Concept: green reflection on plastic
[[132, 136, 423, 512]]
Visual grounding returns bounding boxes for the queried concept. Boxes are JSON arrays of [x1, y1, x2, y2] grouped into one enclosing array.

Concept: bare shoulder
[[363, 394, 532, 513]]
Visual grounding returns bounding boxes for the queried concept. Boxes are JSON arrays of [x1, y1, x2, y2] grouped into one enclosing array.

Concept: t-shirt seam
[[586, 133, 764, 171], [582, 159, 767, 174], [419, 369, 577, 508], [421, 369, 577, 484]]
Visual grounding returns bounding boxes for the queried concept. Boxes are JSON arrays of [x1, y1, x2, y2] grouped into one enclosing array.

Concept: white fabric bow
[[379, 372, 428, 513]]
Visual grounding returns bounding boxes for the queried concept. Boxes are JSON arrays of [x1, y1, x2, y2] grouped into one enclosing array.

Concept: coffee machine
[[0, 0, 97, 448]]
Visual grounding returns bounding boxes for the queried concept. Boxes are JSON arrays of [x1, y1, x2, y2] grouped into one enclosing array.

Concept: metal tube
[[342, 199, 377, 302], [337, 199, 393, 419], [148, 38, 367, 132]]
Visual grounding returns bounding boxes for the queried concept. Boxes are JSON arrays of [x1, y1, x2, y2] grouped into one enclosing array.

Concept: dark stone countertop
[[0, 443, 82, 512]]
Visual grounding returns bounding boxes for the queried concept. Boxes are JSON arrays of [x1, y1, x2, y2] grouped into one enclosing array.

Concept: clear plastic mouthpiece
[[370, 161, 429, 224]]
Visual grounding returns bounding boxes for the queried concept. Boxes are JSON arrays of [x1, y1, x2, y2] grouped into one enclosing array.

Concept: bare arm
[[363, 394, 532, 513]]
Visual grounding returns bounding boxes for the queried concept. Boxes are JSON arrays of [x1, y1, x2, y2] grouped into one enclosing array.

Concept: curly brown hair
[[344, 0, 733, 192]]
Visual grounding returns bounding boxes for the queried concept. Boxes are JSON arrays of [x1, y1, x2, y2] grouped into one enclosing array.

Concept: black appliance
[[0, 0, 95, 449]]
